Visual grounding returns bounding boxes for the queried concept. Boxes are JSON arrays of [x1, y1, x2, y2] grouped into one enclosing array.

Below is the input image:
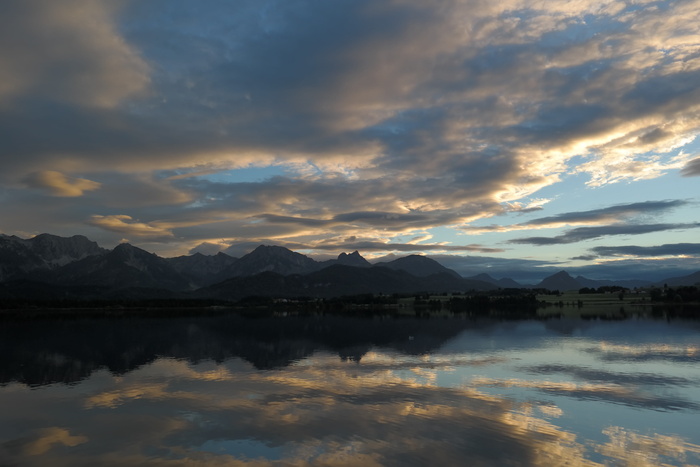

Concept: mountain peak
[[335, 250, 371, 267], [227, 244, 317, 277], [551, 270, 573, 278], [375, 254, 461, 278], [250, 245, 297, 256], [537, 270, 581, 291], [114, 242, 138, 251], [27, 233, 105, 267]]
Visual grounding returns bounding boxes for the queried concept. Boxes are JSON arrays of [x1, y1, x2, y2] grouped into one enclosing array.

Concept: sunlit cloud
[[7, 427, 88, 456], [596, 426, 700, 467], [23, 171, 101, 197], [87, 215, 173, 239]]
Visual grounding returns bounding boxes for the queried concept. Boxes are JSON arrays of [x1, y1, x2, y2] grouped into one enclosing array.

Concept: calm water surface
[[1, 312, 700, 466]]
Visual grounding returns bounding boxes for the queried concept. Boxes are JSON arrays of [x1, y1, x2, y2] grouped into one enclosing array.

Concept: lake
[[1, 311, 699, 466]]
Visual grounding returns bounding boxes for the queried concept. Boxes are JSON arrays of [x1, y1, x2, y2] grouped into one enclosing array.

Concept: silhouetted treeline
[[649, 286, 700, 303]]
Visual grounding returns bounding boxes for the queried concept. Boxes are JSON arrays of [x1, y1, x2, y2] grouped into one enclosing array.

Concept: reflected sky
[[1, 314, 700, 466]]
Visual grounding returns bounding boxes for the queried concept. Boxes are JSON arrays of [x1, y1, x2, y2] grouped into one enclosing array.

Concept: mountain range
[[0, 233, 698, 303]]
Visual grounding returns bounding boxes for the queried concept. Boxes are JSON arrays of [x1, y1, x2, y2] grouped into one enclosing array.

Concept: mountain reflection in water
[[1, 312, 700, 466]]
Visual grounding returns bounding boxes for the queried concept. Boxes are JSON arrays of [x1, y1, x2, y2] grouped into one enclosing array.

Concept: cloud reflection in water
[[1, 316, 700, 466]]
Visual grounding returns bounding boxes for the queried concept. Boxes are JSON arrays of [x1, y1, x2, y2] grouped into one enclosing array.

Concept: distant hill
[[374, 255, 462, 278], [575, 275, 652, 289], [656, 270, 700, 287], [536, 271, 581, 291], [466, 273, 523, 288]]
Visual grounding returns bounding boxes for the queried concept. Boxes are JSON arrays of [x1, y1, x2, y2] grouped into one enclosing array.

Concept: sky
[[0, 0, 699, 281]]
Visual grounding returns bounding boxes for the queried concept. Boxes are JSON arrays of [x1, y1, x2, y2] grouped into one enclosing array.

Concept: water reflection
[[1, 313, 700, 466]]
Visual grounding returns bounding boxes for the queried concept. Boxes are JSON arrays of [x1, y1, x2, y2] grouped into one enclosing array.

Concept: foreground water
[[1, 311, 700, 466]]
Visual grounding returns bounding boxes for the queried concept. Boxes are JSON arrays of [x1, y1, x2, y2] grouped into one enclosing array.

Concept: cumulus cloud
[[87, 215, 173, 239], [24, 171, 101, 197]]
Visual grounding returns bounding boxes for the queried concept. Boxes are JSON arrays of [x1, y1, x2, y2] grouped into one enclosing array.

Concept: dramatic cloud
[[510, 223, 700, 245], [23, 171, 101, 197], [0, 0, 698, 268]]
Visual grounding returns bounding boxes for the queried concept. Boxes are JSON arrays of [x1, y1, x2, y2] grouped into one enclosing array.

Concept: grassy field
[[536, 291, 651, 317]]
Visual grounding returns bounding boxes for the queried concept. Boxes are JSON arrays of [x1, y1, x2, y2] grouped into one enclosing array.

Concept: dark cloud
[[465, 200, 690, 234], [522, 364, 696, 387], [681, 157, 700, 177], [570, 255, 598, 261], [510, 223, 700, 245], [524, 200, 689, 226], [306, 241, 502, 254], [591, 243, 700, 258]]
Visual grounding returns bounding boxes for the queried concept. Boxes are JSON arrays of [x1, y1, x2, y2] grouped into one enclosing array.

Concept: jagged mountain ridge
[[319, 250, 372, 269], [0, 233, 105, 281], [0, 235, 478, 296], [200, 264, 495, 300], [39, 243, 192, 291], [0, 233, 697, 301]]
